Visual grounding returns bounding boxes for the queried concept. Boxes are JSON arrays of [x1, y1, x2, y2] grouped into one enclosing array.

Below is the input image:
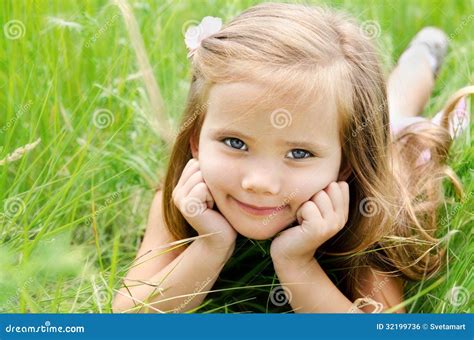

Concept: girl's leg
[[387, 46, 434, 120], [387, 27, 448, 122], [387, 28, 470, 169]]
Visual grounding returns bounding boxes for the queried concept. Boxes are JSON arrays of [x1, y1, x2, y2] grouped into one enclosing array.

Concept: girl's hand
[[270, 181, 350, 263], [172, 158, 237, 249]]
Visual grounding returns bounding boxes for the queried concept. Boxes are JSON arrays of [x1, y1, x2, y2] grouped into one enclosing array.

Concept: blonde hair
[[160, 2, 470, 299]]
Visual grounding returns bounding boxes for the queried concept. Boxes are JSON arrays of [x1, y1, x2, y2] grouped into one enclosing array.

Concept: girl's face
[[191, 82, 346, 240]]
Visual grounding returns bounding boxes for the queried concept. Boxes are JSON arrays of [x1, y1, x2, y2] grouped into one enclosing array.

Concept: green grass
[[0, 0, 472, 313]]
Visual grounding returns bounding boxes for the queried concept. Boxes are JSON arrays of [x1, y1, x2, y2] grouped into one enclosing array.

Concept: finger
[[182, 170, 204, 197], [296, 201, 321, 225], [174, 160, 200, 200], [311, 190, 333, 220], [182, 182, 208, 217], [189, 181, 215, 209], [326, 182, 344, 219], [176, 158, 200, 190], [203, 183, 215, 209], [273, 226, 307, 259], [339, 181, 350, 221]]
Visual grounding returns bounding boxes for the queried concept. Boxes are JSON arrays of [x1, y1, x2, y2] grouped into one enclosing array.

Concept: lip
[[233, 197, 288, 216]]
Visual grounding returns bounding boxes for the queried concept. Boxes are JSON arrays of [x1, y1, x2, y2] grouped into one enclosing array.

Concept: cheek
[[288, 165, 339, 208], [198, 146, 234, 191]]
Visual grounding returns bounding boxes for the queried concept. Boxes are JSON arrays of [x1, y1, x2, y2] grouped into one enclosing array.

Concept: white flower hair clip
[[184, 16, 222, 58]]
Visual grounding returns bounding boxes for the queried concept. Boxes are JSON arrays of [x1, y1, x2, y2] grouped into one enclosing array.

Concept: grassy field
[[0, 0, 472, 313]]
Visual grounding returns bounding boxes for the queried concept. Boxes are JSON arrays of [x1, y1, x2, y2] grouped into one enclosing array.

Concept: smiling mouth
[[232, 197, 288, 216]]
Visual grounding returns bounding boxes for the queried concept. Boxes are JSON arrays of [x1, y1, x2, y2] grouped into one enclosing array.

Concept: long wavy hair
[[158, 2, 470, 299]]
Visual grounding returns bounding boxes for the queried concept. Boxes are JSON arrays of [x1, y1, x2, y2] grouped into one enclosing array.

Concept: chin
[[237, 228, 275, 241], [231, 218, 296, 241]]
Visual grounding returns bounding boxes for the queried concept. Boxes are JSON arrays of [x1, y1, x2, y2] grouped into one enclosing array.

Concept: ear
[[189, 133, 199, 159], [337, 157, 352, 181]]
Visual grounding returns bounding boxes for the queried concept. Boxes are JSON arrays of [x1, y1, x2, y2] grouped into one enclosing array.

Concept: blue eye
[[221, 137, 314, 159], [223, 137, 248, 151], [287, 149, 313, 159]]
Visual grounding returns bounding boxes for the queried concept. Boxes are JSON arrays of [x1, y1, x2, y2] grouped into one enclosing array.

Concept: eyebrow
[[210, 127, 331, 152]]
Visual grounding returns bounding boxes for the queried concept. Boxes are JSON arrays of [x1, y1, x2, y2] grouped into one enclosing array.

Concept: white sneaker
[[398, 27, 449, 76]]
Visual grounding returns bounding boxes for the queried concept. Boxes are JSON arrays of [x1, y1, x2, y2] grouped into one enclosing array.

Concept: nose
[[241, 162, 281, 195]]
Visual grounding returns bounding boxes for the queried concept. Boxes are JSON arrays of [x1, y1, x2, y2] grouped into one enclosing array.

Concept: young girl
[[112, 3, 472, 313]]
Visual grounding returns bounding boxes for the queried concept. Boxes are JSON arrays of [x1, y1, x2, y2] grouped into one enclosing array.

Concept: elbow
[[112, 294, 140, 314], [111, 296, 130, 314], [112, 293, 167, 314]]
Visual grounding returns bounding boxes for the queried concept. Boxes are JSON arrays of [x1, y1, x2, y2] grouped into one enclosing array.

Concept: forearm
[[113, 238, 235, 313], [273, 257, 359, 313]]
